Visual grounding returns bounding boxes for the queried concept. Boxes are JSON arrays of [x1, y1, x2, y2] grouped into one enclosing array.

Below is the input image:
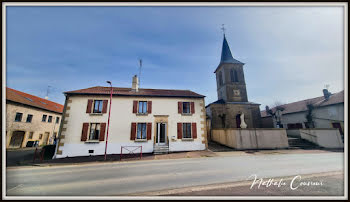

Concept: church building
[[206, 34, 262, 129]]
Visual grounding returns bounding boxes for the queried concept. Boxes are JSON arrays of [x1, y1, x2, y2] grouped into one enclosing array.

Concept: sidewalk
[[6, 147, 343, 168]]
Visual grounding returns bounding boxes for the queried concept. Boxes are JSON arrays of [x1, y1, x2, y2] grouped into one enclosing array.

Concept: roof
[[6, 87, 64, 114], [65, 86, 205, 98], [214, 35, 244, 73], [220, 35, 244, 64], [261, 90, 344, 117], [206, 99, 260, 108]]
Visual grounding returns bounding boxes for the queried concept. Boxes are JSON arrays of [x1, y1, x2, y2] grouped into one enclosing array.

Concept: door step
[[154, 145, 169, 154]]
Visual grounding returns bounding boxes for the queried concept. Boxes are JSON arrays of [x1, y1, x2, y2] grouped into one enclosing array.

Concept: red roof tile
[[6, 87, 64, 114], [65, 86, 205, 98], [261, 90, 344, 117]]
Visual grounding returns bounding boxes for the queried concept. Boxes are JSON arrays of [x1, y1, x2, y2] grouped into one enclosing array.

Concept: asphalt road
[[6, 152, 343, 196]]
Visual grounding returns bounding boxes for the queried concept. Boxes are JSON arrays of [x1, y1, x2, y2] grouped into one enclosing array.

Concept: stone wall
[[212, 128, 289, 150], [208, 103, 261, 129], [298, 129, 343, 148]]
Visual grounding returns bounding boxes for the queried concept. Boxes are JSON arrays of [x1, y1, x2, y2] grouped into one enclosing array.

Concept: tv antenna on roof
[[139, 59, 142, 88], [45, 85, 51, 100]]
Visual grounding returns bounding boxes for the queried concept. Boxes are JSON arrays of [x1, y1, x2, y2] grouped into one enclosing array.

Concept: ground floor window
[[89, 123, 100, 140], [137, 123, 147, 139], [182, 123, 192, 138], [287, 123, 303, 129], [28, 132, 33, 139]]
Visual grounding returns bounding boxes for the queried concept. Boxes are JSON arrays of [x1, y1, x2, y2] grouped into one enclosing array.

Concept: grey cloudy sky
[[6, 6, 344, 109]]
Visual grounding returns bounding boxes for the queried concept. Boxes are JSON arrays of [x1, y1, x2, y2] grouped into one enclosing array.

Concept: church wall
[[208, 103, 261, 129]]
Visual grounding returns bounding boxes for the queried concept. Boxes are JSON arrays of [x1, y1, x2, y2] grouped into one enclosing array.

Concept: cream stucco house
[[6, 87, 64, 148], [54, 76, 207, 158]]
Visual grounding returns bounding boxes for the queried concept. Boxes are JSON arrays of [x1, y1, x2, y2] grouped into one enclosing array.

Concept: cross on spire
[[221, 24, 226, 35]]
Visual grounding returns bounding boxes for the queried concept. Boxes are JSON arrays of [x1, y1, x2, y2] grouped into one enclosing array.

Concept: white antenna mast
[[45, 85, 51, 100], [139, 59, 142, 88]]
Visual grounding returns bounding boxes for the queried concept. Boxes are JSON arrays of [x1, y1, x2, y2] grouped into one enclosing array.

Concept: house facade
[[261, 89, 344, 139], [54, 76, 207, 158], [6, 87, 64, 148]]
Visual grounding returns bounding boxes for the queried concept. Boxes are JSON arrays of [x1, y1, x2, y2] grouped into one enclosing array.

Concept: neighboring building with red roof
[[6, 87, 64, 148], [260, 89, 344, 138], [54, 76, 207, 158]]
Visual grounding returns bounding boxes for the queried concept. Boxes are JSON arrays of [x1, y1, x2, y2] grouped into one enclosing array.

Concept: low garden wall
[[299, 129, 343, 149], [211, 128, 289, 150]]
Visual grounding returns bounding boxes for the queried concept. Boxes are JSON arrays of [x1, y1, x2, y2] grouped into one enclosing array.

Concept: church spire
[[220, 34, 243, 64]]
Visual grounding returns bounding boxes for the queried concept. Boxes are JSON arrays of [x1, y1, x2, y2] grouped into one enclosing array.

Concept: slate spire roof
[[220, 34, 243, 64]]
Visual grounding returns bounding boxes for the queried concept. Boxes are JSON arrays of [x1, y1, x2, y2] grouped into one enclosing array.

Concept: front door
[[156, 123, 167, 145], [9, 131, 25, 148]]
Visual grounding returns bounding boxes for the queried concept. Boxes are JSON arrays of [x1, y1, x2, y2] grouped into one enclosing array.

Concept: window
[[219, 71, 223, 86], [182, 123, 192, 138], [26, 114, 33, 123], [42, 115, 47, 122], [89, 123, 100, 140], [56, 117, 60, 124], [182, 102, 191, 114], [29, 132, 33, 139], [230, 69, 238, 82], [287, 123, 303, 129], [93, 100, 103, 113], [48, 116, 52, 123], [138, 101, 148, 114], [15, 112, 23, 122], [39, 134, 43, 139], [137, 123, 147, 140]]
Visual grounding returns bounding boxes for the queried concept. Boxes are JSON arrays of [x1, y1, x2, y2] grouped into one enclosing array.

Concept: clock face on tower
[[233, 89, 240, 96]]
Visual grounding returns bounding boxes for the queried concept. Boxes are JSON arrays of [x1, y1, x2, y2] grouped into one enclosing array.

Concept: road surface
[[6, 152, 343, 196]]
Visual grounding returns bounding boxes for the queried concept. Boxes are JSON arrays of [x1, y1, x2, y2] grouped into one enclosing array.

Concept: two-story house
[[54, 76, 207, 158], [6, 87, 64, 148]]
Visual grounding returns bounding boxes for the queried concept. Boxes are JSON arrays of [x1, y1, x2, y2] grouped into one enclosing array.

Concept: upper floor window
[[230, 69, 238, 82], [93, 100, 103, 113], [182, 102, 191, 114], [15, 112, 23, 122], [42, 115, 47, 122], [219, 71, 223, 86], [138, 101, 148, 114], [89, 123, 100, 140], [48, 116, 53, 123], [137, 123, 147, 140], [26, 114, 33, 123], [56, 117, 60, 124]]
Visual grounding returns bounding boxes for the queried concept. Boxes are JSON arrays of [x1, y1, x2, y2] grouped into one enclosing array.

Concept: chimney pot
[[323, 89, 331, 100], [132, 75, 139, 92]]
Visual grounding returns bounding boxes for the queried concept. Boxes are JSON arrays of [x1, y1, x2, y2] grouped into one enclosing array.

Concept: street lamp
[[104, 81, 113, 161]]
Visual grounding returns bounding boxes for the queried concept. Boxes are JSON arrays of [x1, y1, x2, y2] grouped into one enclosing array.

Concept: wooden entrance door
[[9, 131, 25, 148]]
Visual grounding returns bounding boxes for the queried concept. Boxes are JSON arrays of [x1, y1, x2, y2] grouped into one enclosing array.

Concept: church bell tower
[[214, 34, 248, 102]]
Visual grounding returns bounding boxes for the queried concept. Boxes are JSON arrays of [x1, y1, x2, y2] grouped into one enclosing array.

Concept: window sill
[[89, 113, 103, 116], [181, 113, 193, 116], [85, 140, 100, 143], [182, 138, 194, 141], [136, 113, 149, 116], [135, 139, 147, 142]]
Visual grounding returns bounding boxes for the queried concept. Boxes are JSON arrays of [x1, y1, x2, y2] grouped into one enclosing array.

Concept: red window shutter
[[133, 101, 138, 113], [81, 123, 89, 141], [177, 123, 182, 139], [192, 122, 197, 139], [86, 99, 93, 113], [99, 123, 106, 141], [102, 100, 108, 113], [191, 102, 195, 114], [146, 123, 152, 140], [178, 102, 182, 114], [147, 101, 152, 114], [130, 123, 137, 140]]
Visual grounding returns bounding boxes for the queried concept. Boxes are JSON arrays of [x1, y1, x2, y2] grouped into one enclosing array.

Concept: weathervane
[[221, 24, 226, 35]]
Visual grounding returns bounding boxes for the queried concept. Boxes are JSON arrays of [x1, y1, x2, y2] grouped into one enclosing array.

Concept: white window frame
[[138, 101, 148, 114], [136, 123, 147, 140], [88, 123, 101, 141], [93, 100, 103, 113], [182, 123, 192, 139], [182, 102, 191, 114]]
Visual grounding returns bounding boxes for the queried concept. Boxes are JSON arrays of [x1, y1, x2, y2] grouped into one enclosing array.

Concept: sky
[[6, 6, 345, 109]]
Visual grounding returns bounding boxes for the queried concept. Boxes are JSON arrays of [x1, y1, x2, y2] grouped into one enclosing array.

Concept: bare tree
[[305, 102, 315, 128]]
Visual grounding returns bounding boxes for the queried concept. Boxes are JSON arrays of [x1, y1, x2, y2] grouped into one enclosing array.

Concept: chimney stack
[[323, 89, 331, 100], [132, 75, 139, 92]]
